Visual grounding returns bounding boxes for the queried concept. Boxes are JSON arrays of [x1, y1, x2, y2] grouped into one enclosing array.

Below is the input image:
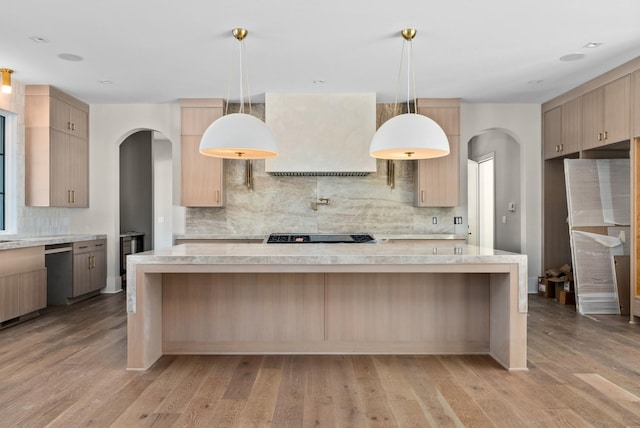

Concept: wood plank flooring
[[1, 293, 639, 427]]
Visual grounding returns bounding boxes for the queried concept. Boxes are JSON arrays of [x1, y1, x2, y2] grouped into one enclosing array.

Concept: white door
[[468, 156, 495, 249]]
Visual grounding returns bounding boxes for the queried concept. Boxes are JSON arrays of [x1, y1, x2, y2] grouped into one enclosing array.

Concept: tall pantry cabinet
[[25, 85, 89, 207]]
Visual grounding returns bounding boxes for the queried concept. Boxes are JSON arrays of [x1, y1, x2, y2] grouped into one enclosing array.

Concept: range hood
[[265, 93, 377, 176]]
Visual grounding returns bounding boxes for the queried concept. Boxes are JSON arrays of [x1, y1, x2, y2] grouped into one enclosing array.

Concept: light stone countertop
[[127, 241, 527, 314], [0, 234, 108, 250], [173, 233, 468, 242]]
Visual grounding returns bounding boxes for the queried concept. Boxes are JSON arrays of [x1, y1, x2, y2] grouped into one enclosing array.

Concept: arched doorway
[[119, 130, 173, 285], [467, 129, 521, 253]]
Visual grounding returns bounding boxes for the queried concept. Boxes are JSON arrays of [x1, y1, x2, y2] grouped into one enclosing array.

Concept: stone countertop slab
[[0, 234, 108, 250], [127, 242, 527, 314]]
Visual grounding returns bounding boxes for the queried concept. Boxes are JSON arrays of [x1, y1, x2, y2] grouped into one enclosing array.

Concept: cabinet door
[[73, 251, 93, 297], [415, 99, 460, 207], [49, 129, 72, 207], [181, 136, 224, 207], [19, 269, 47, 315], [416, 106, 459, 135], [543, 106, 562, 159], [69, 105, 89, 139], [415, 135, 460, 207], [603, 75, 631, 144], [91, 248, 106, 292], [582, 87, 605, 150], [69, 135, 89, 207], [181, 107, 223, 135], [0, 274, 20, 322], [50, 97, 72, 133], [561, 97, 582, 155]]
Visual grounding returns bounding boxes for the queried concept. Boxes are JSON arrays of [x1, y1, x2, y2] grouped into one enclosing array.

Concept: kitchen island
[[127, 241, 527, 371]]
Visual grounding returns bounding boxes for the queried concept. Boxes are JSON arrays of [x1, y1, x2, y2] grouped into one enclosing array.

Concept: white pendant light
[[199, 28, 278, 159], [370, 28, 449, 160]]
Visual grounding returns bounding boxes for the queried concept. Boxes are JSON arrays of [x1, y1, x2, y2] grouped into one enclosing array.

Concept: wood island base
[[127, 259, 527, 371]]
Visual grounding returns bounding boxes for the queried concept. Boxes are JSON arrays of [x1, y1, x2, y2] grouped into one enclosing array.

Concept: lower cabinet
[[72, 239, 106, 297], [0, 247, 47, 323]]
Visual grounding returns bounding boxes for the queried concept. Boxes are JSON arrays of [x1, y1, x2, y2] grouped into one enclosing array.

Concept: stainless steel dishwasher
[[45, 243, 73, 305]]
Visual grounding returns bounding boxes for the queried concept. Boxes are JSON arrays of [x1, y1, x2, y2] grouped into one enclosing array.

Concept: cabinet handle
[[92, 255, 96, 269], [78, 245, 89, 249], [71, 190, 75, 203], [95, 243, 104, 247], [67, 190, 71, 203], [555, 145, 559, 152], [560, 144, 564, 152], [598, 132, 602, 141], [88, 255, 92, 269], [68, 122, 72, 130], [603, 131, 608, 140], [71, 123, 76, 131], [216, 190, 220, 204], [421, 190, 425, 203]]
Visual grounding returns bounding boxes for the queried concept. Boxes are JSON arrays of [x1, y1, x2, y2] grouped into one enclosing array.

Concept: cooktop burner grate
[[266, 234, 374, 244]]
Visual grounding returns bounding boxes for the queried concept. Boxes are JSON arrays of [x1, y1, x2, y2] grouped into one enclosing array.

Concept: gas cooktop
[[266, 233, 375, 244]]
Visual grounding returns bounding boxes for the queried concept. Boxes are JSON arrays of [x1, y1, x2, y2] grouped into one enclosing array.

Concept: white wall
[[460, 103, 542, 293], [68, 103, 183, 293]]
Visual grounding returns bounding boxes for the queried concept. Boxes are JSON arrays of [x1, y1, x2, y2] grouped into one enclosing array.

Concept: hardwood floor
[[1, 293, 639, 427]]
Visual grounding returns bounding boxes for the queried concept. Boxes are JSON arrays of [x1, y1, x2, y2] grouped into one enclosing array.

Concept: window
[[0, 114, 4, 230]]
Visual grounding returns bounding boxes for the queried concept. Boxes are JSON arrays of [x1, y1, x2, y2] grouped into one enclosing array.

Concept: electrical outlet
[[432, 217, 437, 224], [454, 216, 463, 224]]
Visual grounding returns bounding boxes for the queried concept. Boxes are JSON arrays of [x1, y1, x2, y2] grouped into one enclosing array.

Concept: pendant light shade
[[199, 28, 279, 159], [370, 113, 449, 159], [200, 113, 278, 159], [369, 28, 449, 160]]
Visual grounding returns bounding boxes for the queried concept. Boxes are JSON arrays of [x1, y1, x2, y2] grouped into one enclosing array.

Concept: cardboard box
[[538, 278, 555, 298], [559, 291, 575, 305]]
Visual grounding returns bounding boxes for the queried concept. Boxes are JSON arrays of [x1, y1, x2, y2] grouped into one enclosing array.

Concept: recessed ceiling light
[[99, 80, 113, 84], [528, 80, 543, 84], [584, 42, 603, 48], [57, 53, 83, 62], [559, 53, 585, 62], [312, 80, 326, 84], [29, 35, 49, 43]]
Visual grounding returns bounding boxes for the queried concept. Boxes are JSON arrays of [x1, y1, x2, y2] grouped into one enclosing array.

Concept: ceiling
[[3, 0, 640, 105]]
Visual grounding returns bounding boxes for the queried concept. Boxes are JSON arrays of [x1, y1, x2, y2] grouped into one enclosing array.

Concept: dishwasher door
[[45, 244, 73, 305]]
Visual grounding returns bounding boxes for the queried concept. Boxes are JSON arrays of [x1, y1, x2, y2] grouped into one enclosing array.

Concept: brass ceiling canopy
[[232, 28, 248, 41], [401, 28, 417, 41]]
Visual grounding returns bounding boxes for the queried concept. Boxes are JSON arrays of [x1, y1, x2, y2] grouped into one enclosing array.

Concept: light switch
[[502, 216, 507, 224]]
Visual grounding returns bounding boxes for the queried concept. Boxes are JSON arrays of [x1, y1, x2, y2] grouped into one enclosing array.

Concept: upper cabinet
[[543, 97, 583, 160], [414, 98, 461, 207], [180, 99, 225, 207], [582, 75, 631, 149], [25, 85, 89, 207], [543, 106, 562, 159]]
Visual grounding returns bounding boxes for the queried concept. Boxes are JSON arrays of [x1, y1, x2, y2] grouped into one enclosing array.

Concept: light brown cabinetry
[[543, 106, 562, 159], [0, 247, 46, 323], [543, 98, 583, 159], [25, 85, 89, 207], [633, 70, 640, 138], [72, 239, 106, 297], [415, 98, 461, 207], [582, 75, 631, 149], [180, 99, 225, 207]]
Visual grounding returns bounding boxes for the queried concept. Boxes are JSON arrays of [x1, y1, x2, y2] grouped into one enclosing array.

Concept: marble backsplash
[[185, 103, 466, 236]]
